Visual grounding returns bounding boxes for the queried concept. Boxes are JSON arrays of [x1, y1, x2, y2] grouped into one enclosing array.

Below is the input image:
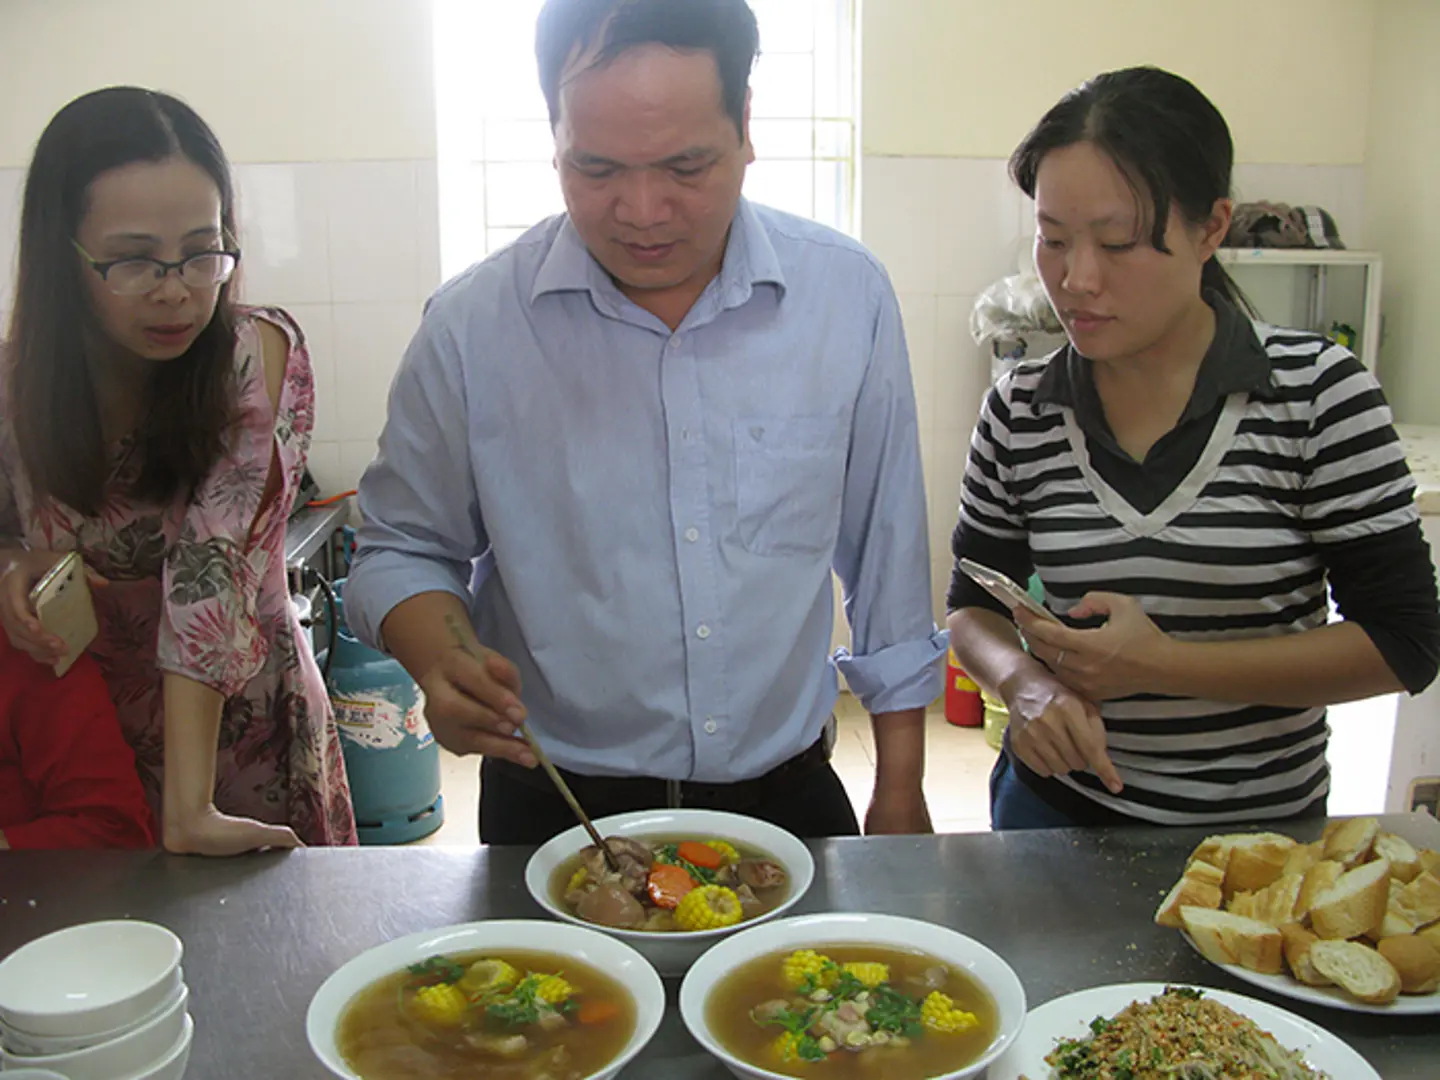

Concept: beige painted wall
[[862, 0, 1377, 164], [0, 0, 436, 167], [1364, 0, 1440, 423]]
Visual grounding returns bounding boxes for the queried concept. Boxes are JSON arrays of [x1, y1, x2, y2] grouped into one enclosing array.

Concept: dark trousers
[[479, 755, 860, 845]]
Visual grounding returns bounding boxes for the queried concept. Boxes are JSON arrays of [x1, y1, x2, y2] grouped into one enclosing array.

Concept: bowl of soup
[[679, 912, 1026, 1080], [306, 919, 665, 1080], [526, 809, 816, 976]]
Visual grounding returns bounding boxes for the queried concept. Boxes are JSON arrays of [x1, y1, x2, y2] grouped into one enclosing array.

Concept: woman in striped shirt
[[947, 66, 1440, 829]]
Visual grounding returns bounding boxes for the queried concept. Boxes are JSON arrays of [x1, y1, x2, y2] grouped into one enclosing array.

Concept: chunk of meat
[[735, 884, 764, 918], [576, 882, 646, 928], [816, 1001, 871, 1048], [464, 1032, 529, 1058], [580, 837, 653, 896], [751, 999, 792, 1025], [905, 965, 948, 993], [736, 858, 788, 891]]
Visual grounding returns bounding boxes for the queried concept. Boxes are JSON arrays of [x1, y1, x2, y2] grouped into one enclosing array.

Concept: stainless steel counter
[[2, 818, 1436, 1078]]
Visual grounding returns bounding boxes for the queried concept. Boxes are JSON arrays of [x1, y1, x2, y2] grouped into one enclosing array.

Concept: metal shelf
[[1218, 249, 1383, 373]]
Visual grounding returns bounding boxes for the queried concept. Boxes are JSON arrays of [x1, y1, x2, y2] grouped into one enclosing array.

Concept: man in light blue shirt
[[345, 0, 945, 843]]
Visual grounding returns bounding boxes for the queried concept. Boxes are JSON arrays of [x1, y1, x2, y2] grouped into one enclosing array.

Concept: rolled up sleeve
[[831, 280, 946, 714], [346, 311, 487, 652]]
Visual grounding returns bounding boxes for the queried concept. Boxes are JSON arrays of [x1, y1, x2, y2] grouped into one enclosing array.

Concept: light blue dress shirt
[[346, 198, 945, 781]]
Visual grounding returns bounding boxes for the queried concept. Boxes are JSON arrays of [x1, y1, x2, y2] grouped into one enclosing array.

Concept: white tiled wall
[[0, 159, 442, 501], [234, 160, 441, 496], [0, 166, 22, 335], [860, 154, 1369, 622], [861, 155, 1027, 622]]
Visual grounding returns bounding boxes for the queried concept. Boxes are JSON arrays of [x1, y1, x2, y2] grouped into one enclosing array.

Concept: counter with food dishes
[[0, 814, 1436, 1079]]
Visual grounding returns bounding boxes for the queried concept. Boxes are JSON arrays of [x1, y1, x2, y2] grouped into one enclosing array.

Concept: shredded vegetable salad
[[1038, 987, 1327, 1080]]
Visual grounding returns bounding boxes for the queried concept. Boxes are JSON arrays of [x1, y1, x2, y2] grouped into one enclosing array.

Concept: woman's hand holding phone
[[0, 549, 107, 665]]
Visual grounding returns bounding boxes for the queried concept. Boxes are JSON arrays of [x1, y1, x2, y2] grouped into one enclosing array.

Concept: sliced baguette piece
[[1279, 922, 1333, 987], [1228, 891, 1257, 919], [1296, 859, 1346, 920], [1323, 816, 1380, 868], [1180, 906, 1284, 974], [1394, 871, 1440, 929], [1310, 858, 1392, 940], [1374, 832, 1423, 884], [1310, 939, 1401, 1005], [1420, 922, 1440, 949], [1188, 833, 1250, 874], [1223, 832, 1298, 895], [1282, 840, 1323, 878], [1185, 859, 1226, 891], [1378, 935, 1440, 994], [1155, 872, 1223, 929], [1251, 872, 1305, 928], [1365, 880, 1416, 943]]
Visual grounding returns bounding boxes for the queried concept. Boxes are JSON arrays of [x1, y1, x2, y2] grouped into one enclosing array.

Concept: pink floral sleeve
[[156, 309, 314, 696]]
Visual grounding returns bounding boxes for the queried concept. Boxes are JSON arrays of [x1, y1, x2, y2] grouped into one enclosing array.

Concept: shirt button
[[696, 624, 711, 639], [684, 527, 699, 542], [704, 718, 718, 734]]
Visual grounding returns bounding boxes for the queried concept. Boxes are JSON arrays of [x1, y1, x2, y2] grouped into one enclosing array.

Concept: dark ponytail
[[1010, 66, 1253, 315]]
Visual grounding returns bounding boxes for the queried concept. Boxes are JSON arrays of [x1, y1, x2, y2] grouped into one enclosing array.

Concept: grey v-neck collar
[[1062, 392, 1249, 537]]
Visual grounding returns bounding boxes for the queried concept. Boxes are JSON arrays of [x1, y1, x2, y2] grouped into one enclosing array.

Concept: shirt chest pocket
[[732, 415, 847, 557]]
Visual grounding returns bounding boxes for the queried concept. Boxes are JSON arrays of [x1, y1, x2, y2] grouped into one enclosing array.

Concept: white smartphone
[[28, 552, 99, 677], [958, 557, 1061, 624]]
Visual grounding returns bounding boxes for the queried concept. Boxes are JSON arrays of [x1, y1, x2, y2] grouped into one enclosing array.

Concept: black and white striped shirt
[[951, 316, 1434, 825]]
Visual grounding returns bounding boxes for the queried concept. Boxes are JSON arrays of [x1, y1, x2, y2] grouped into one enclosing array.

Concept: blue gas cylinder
[[320, 578, 443, 844]]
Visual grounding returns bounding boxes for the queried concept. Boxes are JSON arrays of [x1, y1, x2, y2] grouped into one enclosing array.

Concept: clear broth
[[706, 944, 998, 1080], [336, 948, 635, 1080]]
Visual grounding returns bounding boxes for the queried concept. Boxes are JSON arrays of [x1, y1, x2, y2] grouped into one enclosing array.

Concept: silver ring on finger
[[1055, 649, 1066, 669]]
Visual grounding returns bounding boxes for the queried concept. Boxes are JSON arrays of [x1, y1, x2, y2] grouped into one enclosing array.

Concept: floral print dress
[[0, 308, 356, 845]]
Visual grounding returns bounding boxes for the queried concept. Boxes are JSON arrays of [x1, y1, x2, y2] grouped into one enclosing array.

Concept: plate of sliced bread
[[1154, 815, 1440, 1013]]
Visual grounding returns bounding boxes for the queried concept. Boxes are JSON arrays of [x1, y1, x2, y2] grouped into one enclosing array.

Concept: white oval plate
[[987, 982, 1379, 1080], [1181, 931, 1440, 1015]]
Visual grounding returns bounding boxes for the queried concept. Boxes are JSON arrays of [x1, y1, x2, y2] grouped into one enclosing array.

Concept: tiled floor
[[412, 693, 999, 847]]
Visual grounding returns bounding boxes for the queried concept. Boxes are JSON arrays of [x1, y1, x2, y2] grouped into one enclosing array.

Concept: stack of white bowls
[[0, 921, 193, 1080]]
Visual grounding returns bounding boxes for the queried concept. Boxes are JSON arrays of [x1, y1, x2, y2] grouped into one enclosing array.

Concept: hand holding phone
[[28, 552, 99, 676], [958, 558, 1061, 624]]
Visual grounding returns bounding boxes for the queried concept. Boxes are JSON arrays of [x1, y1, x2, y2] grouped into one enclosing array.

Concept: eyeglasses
[[72, 239, 241, 296]]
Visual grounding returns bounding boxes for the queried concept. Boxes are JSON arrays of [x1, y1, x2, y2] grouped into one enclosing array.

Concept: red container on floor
[[945, 648, 983, 727]]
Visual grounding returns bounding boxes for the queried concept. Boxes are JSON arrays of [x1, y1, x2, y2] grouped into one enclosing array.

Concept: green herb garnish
[[406, 955, 465, 985], [864, 984, 924, 1038]]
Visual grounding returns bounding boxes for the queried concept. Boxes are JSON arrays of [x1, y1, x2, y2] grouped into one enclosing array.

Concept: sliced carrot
[[647, 864, 695, 909], [577, 998, 622, 1025], [677, 841, 724, 870]]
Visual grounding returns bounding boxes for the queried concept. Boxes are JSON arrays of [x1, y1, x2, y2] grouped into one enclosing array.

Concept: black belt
[[491, 736, 833, 814]]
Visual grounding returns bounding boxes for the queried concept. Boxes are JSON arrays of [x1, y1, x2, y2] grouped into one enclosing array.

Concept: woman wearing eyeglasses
[[0, 87, 356, 855]]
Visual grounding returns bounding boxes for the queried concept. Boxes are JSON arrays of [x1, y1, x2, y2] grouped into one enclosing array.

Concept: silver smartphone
[[28, 552, 99, 677], [958, 557, 1061, 624]]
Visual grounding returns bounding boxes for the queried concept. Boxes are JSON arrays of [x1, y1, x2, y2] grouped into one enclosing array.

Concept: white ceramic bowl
[[117, 1013, 192, 1080], [679, 912, 1028, 1080], [0, 1070, 70, 1079], [0, 921, 183, 1039], [1, 983, 188, 1080], [526, 809, 816, 976], [306, 919, 666, 1080], [0, 970, 186, 1056]]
